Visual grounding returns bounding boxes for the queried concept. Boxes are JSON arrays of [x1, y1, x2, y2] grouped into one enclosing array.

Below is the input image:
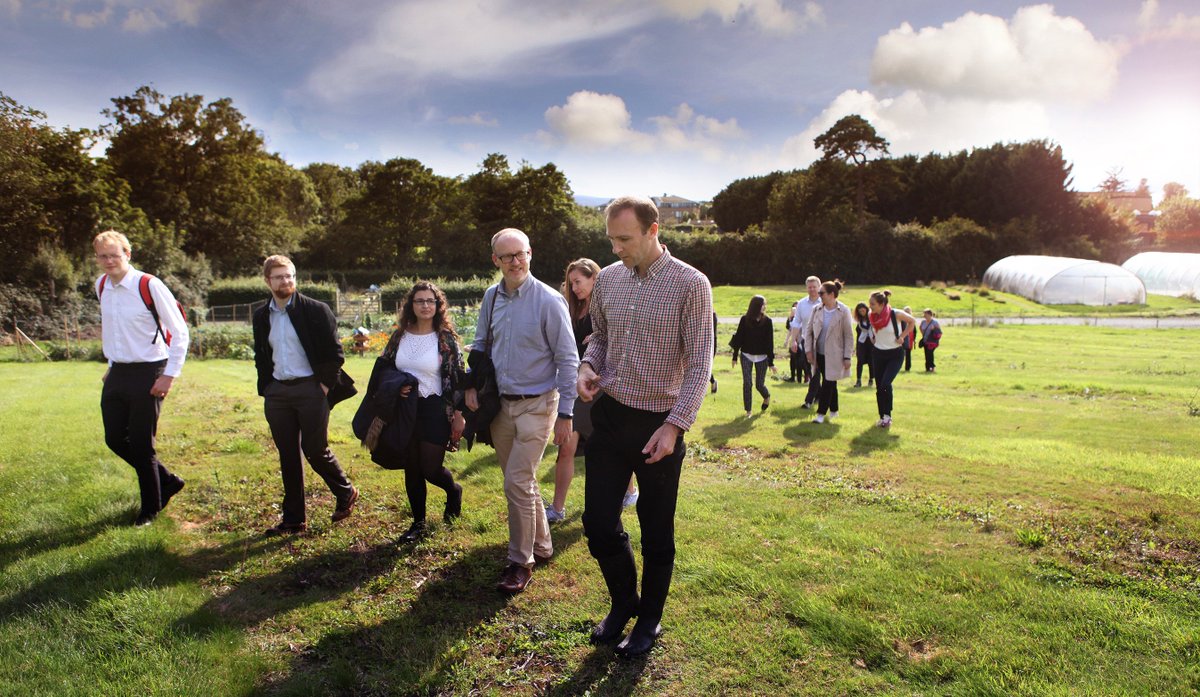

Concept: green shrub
[[44, 341, 105, 362], [189, 325, 255, 360], [208, 277, 338, 306], [379, 275, 497, 308]]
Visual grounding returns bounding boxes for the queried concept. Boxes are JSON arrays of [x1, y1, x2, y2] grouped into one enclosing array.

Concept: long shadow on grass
[[778, 406, 842, 445], [266, 524, 588, 694], [848, 425, 900, 455], [700, 414, 756, 447], [0, 535, 285, 620], [0, 510, 129, 570]]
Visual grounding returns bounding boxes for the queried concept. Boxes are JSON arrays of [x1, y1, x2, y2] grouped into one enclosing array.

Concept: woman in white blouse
[[382, 282, 467, 543]]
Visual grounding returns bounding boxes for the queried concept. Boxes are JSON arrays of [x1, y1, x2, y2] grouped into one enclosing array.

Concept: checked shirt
[[582, 246, 713, 431]]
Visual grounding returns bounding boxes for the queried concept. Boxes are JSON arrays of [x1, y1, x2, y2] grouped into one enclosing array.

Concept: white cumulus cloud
[[540, 91, 744, 161], [871, 4, 1120, 102], [1136, 0, 1200, 41], [122, 8, 166, 32]]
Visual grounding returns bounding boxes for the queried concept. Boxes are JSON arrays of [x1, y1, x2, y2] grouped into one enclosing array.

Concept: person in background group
[[919, 309, 943, 373], [788, 276, 822, 406], [465, 229, 578, 594], [578, 195, 714, 657], [901, 306, 915, 372], [729, 294, 776, 418], [783, 302, 800, 382], [867, 290, 916, 428], [803, 280, 853, 424], [380, 281, 466, 543], [93, 230, 190, 527], [545, 258, 638, 523], [852, 302, 874, 388], [253, 255, 359, 536]]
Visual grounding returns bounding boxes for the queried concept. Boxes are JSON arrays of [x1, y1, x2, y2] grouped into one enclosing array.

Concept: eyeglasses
[[269, 273, 295, 282], [412, 298, 438, 306], [95, 253, 125, 262], [817, 291, 826, 296], [497, 250, 530, 264]]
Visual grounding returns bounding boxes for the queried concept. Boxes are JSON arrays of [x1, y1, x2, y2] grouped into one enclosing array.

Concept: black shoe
[[133, 512, 156, 527], [615, 619, 663, 657], [160, 477, 185, 511], [397, 520, 427, 544], [782, 376, 795, 382], [591, 549, 640, 644], [710, 378, 717, 394], [800, 401, 812, 410], [761, 397, 770, 412], [444, 484, 463, 523], [331, 486, 359, 522], [264, 521, 307, 536]]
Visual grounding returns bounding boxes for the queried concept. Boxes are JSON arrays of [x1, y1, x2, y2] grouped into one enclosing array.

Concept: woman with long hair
[[545, 259, 641, 522], [729, 294, 776, 418], [852, 301, 874, 388], [381, 281, 467, 543], [867, 290, 916, 428], [803, 280, 854, 424]]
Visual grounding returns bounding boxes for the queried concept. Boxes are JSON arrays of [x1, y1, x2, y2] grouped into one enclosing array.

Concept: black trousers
[[904, 347, 912, 372], [815, 354, 839, 414], [871, 347, 905, 417], [739, 355, 770, 412], [583, 395, 683, 570], [924, 346, 937, 371], [263, 378, 354, 524], [101, 360, 179, 516], [404, 394, 457, 522], [855, 341, 874, 383]]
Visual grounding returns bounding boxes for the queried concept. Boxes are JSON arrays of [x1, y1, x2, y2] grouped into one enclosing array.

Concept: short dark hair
[[604, 195, 658, 232]]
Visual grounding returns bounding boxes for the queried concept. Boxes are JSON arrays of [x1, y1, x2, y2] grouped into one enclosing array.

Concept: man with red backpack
[[94, 230, 190, 527]]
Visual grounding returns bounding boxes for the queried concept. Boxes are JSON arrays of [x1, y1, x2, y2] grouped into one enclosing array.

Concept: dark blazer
[[252, 292, 357, 407]]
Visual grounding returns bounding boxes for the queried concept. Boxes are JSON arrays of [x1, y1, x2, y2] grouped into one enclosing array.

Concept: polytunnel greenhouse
[[982, 255, 1146, 306], [1121, 252, 1200, 298]]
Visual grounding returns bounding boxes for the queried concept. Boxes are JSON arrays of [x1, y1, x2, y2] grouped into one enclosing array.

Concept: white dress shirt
[[96, 268, 190, 377]]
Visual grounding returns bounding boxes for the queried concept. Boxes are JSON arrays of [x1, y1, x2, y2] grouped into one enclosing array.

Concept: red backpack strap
[[97, 274, 108, 300], [138, 274, 169, 345]]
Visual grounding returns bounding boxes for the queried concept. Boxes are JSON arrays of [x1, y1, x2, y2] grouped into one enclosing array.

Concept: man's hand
[[465, 387, 479, 411], [805, 352, 815, 366], [642, 422, 681, 464], [150, 375, 174, 398], [320, 382, 330, 396], [553, 416, 572, 446], [577, 364, 601, 402], [399, 385, 413, 398]]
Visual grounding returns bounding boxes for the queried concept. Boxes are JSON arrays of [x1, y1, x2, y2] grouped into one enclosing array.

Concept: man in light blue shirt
[[466, 228, 578, 593]]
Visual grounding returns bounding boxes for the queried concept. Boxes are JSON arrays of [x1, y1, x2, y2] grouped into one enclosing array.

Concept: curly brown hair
[[395, 281, 459, 343]]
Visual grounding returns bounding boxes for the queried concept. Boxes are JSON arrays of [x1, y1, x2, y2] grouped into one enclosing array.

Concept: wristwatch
[[557, 412, 573, 420]]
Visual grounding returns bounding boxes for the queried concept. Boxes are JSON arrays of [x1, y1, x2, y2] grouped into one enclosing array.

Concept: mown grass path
[[1, 324, 1198, 695]]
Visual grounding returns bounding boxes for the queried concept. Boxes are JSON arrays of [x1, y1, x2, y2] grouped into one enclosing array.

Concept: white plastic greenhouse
[[982, 255, 1147, 306], [1121, 252, 1200, 298]]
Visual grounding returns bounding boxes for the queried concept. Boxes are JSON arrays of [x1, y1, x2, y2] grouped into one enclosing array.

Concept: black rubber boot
[[590, 546, 640, 644], [615, 560, 672, 657]]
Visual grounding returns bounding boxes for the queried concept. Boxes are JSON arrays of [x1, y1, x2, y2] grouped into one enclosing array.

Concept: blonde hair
[[93, 230, 131, 255]]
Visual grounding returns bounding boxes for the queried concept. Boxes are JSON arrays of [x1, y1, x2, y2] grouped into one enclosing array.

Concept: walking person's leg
[[740, 354, 753, 414], [755, 359, 770, 409]]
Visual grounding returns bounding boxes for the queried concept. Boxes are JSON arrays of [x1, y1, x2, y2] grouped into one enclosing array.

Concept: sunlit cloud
[[449, 113, 500, 127]]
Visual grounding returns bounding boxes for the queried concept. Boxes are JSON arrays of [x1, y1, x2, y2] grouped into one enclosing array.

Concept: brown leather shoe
[[496, 563, 532, 594], [264, 521, 307, 536], [331, 486, 359, 522]]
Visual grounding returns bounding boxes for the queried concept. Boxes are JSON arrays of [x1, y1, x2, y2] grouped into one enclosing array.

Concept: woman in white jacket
[[803, 280, 854, 424]]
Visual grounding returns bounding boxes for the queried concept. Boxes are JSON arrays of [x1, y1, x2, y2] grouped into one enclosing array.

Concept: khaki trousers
[[491, 390, 557, 567]]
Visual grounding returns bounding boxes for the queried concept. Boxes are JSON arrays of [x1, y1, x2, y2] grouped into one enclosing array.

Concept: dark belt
[[501, 393, 542, 401], [276, 376, 316, 386]]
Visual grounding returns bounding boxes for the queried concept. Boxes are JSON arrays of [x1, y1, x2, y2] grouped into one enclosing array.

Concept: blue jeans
[[871, 347, 905, 417], [740, 355, 770, 412]]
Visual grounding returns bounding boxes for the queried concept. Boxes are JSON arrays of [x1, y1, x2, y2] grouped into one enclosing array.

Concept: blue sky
[[3, 1, 1198, 202]]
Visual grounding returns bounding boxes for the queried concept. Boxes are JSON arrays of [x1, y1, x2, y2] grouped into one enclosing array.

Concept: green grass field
[[712, 285, 1200, 319], [2, 325, 1199, 695]]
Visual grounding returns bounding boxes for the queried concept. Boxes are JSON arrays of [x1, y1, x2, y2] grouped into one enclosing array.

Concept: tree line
[[4, 89, 1198, 339]]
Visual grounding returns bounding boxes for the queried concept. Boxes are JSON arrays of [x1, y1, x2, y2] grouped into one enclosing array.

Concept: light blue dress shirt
[[268, 298, 315, 381]]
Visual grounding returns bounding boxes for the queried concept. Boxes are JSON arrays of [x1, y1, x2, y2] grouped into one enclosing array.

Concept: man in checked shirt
[[577, 195, 714, 657]]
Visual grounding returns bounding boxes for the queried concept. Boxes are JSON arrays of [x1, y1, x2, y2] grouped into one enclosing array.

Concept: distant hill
[[574, 195, 610, 207]]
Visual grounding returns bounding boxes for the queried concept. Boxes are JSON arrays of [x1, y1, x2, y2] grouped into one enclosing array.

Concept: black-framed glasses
[[497, 250, 530, 264], [412, 298, 438, 306]]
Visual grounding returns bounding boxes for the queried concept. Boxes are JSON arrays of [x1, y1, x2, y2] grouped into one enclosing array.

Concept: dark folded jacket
[[352, 357, 420, 469], [459, 348, 500, 450]]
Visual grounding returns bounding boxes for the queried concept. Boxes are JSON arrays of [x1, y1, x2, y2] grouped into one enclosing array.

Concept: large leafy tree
[[710, 172, 784, 233], [103, 86, 318, 274], [813, 114, 890, 224]]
